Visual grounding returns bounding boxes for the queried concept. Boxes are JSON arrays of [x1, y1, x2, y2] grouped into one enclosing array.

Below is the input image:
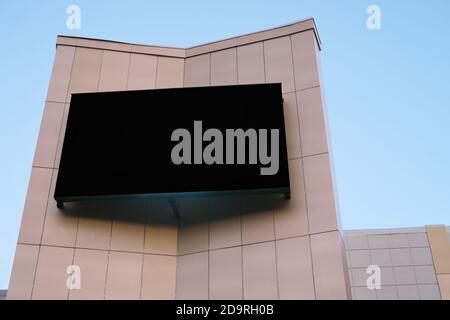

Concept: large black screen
[[55, 83, 290, 204]]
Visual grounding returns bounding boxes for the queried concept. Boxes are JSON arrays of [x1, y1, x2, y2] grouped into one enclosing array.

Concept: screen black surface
[[55, 83, 290, 202]]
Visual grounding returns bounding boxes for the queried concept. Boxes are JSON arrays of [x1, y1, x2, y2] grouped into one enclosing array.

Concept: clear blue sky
[[0, 1, 449, 289]]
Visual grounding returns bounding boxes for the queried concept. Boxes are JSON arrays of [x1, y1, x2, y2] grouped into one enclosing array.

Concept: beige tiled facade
[[8, 18, 351, 300], [345, 226, 450, 300]]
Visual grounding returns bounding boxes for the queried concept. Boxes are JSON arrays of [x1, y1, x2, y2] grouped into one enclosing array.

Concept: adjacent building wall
[[345, 226, 450, 300], [426, 225, 450, 299]]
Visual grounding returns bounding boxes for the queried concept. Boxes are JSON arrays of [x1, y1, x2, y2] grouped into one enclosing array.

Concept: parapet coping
[[56, 18, 321, 58]]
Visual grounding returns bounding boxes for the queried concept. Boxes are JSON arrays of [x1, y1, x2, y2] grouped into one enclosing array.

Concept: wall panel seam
[[29, 244, 42, 299]]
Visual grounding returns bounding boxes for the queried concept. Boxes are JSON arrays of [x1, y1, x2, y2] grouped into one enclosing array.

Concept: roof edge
[[56, 17, 321, 58]]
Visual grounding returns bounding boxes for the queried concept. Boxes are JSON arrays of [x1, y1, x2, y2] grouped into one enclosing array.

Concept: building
[[6, 18, 450, 300], [345, 225, 450, 300]]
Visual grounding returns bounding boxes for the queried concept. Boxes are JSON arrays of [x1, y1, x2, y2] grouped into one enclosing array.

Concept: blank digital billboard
[[54, 83, 290, 205]]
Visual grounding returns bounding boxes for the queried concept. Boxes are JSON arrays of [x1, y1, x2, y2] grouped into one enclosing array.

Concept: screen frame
[[54, 83, 291, 207]]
